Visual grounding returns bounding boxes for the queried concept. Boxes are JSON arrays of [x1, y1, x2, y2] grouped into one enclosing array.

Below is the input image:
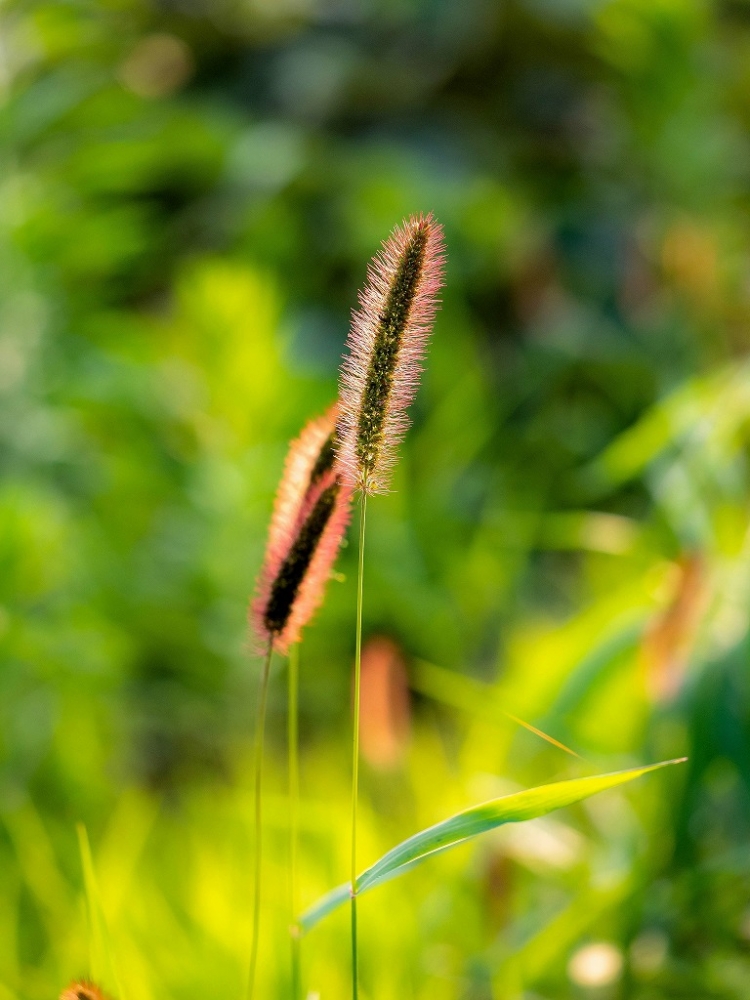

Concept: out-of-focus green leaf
[[412, 659, 582, 757], [77, 824, 126, 1000]]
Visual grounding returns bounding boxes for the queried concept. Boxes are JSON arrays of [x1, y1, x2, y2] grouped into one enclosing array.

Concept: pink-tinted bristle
[[251, 406, 338, 650], [274, 473, 354, 653], [336, 213, 445, 494], [60, 984, 108, 1000]]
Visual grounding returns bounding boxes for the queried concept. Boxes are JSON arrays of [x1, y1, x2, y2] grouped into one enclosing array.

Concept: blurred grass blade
[[541, 617, 645, 731], [577, 364, 746, 495], [494, 873, 632, 993], [299, 883, 350, 931], [299, 759, 685, 934], [77, 824, 126, 1000], [412, 659, 582, 758]]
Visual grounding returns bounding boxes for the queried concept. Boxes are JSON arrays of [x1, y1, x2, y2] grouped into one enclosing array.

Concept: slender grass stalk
[[250, 408, 352, 999], [349, 490, 367, 1000], [288, 642, 301, 1000], [246, 640, 273, 1000], [337, 216, 443, 999]]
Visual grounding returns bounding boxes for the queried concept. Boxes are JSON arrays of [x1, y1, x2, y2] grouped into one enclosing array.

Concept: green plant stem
[[288, 642, 301, 1000], [247, 639, 273, 1000], [350, 490, 367, 1000]]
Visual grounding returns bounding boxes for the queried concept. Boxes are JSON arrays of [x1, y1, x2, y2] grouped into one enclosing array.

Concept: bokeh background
[[3, 0, 750, 996]]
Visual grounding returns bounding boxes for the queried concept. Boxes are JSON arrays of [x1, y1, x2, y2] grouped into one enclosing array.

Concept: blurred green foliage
[[3, 0, 750, 996]]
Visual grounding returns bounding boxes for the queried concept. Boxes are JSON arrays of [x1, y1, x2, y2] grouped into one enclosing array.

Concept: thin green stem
[[288, 642, 301, 1000], [350, 490, 367, 1000], [246, 639, 273, 1000]]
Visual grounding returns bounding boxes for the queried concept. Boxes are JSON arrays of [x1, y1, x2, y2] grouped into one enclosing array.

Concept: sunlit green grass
[[5, 0, 750, 995]]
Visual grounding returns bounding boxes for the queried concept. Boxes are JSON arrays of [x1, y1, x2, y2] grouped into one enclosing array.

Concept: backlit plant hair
[[246, 406, 352, 1000], [337, 213, 445, 494], [252, 406, 348, 654], [337, 213, 444, 1000], [60, 983, 108, 1000]]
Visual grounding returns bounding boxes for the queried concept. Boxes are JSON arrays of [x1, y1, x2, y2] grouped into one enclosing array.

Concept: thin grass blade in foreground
[[247, 409, 352, 1000], [412, 658, 582, 759], [299, 758, 686, 934], [77, 825, 125, 1000]]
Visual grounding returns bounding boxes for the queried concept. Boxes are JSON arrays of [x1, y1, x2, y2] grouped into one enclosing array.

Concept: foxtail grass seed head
[[337, 213, 445, 494], [252, 407, 352, 654], [60, 984, 109, 1000]]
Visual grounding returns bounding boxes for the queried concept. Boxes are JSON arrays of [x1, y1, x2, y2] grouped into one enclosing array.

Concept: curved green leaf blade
[[298, 882, 350, 932], [298, 759, 685, 935], [297, 846, 459, 936]]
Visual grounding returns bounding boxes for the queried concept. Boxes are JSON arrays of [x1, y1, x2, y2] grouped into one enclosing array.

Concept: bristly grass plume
[[60, 984, 108, 1000], [337, 214, 445, 494], [251, 408, 349, 1000], [337, 213, 444, 1000], [252, 406, 352, 653], [247, 406, 352, 1000]]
